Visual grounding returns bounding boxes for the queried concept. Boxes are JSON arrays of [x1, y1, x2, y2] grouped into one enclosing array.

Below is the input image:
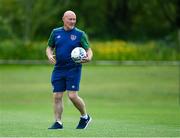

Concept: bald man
[[46, 10, 93, 129]]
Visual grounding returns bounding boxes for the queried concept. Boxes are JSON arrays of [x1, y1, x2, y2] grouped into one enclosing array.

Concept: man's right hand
[[48, 54, 56, 64], [46, 47, 56, 64]]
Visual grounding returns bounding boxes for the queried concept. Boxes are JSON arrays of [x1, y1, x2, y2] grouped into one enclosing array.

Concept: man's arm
[[80, 31, 93, 63], [46, 46, 56, 64]]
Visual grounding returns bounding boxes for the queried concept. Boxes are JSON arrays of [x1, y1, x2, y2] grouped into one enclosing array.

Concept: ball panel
[[71, 47, 86, 63]]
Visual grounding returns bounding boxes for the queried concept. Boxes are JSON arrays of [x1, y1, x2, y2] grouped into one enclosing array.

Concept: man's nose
[[71, 19, 76, 23]]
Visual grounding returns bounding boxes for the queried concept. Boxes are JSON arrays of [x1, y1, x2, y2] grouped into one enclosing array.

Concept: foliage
[[0, 40, 179, 61], [0, 0, 179, 41], [91, 40, 179, 60], [0, 41, 47, 60]]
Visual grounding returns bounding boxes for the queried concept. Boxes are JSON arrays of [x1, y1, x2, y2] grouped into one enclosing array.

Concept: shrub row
[[0, 40, 179, 61], [91, 40, 179, 61]]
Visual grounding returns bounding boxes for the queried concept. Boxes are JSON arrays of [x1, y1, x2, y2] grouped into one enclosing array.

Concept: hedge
[[0, 40, 179, 61]]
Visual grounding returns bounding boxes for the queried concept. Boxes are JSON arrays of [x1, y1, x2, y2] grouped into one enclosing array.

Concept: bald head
[[63, 10, 76, 18], [62, 10, 76, 31]]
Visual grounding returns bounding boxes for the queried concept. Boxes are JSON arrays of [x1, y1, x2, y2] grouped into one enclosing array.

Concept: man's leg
[[67, 91, 86, 115], [68, 91, 92, 129], [48, 92, 64, 129], [53, 92, 64, 122]]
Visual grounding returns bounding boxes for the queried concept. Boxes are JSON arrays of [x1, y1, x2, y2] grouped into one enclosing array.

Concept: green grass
[[0, 64, 180, 137]]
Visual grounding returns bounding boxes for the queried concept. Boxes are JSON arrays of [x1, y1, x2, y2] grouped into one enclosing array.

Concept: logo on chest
[[70, 35, 77, 41]]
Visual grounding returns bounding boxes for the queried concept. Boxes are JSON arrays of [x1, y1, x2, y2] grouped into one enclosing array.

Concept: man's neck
[[63, 26, 74, 31]]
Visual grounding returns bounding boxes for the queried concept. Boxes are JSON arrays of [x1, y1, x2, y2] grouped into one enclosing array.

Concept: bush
[[0, 40, 47, 60], [0, 40, 179, 61], [91, 40, 179, 61]]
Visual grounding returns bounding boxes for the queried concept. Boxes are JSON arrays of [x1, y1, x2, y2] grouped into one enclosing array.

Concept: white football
[[71, 47, 87, 63]]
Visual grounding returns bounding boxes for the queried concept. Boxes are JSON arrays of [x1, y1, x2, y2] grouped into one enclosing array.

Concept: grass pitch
[[0, 64, 180, 137]]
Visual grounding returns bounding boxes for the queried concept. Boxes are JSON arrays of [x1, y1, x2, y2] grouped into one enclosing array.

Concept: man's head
[[62, 10, 76, 31]]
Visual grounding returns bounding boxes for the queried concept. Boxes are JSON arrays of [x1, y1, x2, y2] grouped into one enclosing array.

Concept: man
[[46, 10, 93, 129]]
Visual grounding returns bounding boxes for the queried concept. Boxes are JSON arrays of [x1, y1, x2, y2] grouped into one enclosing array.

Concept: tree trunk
[[23, 0, 33, 45], [176, 0, 180, 51]]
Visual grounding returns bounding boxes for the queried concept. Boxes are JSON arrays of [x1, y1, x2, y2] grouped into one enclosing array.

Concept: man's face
[[63, 13, 76, 30]]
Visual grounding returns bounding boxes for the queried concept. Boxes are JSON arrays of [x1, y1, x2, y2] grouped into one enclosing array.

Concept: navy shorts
[[51, 67, 82, 92]]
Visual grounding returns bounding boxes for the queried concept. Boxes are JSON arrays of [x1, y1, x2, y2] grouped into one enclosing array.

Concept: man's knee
[[68, 92, 78, 100], [53, 93, 63, 103]]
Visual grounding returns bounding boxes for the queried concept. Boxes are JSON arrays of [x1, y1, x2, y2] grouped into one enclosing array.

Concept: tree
[[158, 0, 179, 49], [0, 0, 68, 44], [0, 0, 179, 41]]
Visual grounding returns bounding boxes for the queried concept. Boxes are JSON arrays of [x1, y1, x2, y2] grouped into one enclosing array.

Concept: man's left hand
[[80, 56, 90, 63]]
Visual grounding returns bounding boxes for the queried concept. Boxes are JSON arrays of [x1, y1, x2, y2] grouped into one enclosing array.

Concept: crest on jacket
[[70, 35, 77, 41]]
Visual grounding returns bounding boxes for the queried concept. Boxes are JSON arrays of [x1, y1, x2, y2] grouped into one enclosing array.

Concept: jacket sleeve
[[80, 32, 90, 50]]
